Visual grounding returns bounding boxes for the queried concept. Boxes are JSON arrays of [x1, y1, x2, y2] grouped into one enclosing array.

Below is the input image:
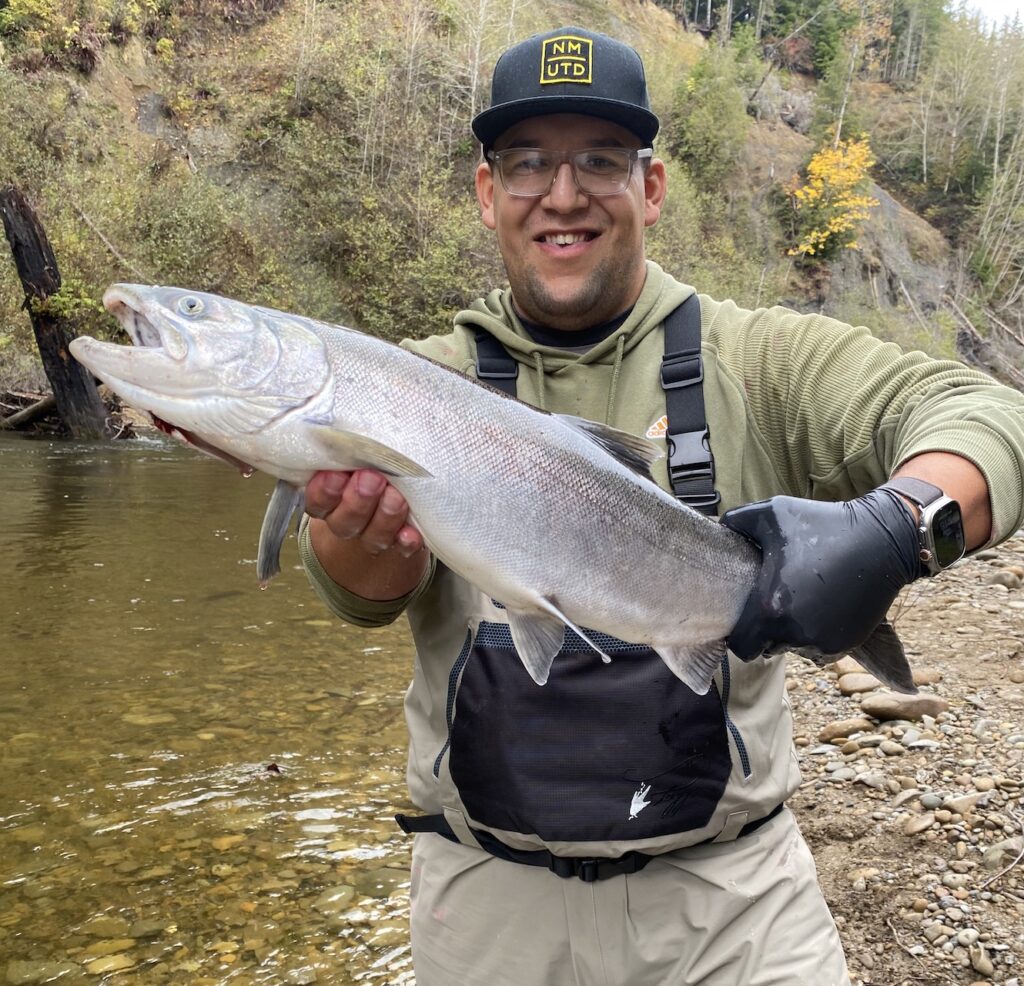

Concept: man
[[300, 26, 1024, 986]]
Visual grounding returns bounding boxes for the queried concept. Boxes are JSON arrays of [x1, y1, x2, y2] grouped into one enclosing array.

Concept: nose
[[542, 161, 589, 211]]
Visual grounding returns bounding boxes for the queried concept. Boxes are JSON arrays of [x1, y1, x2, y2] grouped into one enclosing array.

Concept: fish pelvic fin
[[848, 621, 917, 695], [307, 424, 432, 478], [536, 596, 612, 666], [505, 608, 565, 685], [555, 414, 662, 482], [654, 641, 727, 695], [257, 480, 306, 586]]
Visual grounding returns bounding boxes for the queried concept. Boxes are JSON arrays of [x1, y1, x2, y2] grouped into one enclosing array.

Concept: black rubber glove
[[721, 489, 921, 661]]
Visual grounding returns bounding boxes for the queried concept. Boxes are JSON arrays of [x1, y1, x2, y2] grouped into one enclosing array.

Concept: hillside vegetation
[[2, 0, 1024, 391]]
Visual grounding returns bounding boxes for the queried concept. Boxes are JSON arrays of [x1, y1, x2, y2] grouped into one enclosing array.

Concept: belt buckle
[[575, 859, 601, 883]]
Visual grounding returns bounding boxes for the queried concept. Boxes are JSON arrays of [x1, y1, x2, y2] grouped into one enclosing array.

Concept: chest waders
[[396, 296, 780, 879]]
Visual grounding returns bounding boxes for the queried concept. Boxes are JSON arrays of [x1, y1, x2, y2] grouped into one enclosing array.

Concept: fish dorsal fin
[[555, 414, 662, 481], [307, 424, 432, 478]]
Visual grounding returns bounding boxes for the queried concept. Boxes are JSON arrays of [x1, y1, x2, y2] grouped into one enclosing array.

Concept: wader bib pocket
[[445, 621, 734, 843]]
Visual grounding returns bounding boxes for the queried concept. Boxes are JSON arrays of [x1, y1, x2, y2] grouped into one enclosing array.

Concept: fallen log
[[0, 394, 57, 430], [0, 184, 113, 439]]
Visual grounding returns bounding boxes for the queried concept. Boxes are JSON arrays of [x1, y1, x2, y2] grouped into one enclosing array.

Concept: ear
[[643, 157, 668, 228], [476, 160, 497, 230]]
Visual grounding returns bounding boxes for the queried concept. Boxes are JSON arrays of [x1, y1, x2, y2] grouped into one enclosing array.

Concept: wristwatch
[[881, 477, 966, 576]]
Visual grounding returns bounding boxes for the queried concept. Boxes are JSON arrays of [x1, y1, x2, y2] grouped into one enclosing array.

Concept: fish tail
[[849, 622, 917, 694]]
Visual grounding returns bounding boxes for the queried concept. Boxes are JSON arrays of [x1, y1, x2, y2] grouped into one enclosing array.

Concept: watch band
[[880, 477, 944, 509]]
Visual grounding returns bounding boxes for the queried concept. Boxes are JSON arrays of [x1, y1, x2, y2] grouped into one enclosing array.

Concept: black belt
[[395, 803, 784, 884]]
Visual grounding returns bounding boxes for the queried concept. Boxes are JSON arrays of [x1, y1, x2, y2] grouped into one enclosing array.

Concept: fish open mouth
[[100, 285, 255, 476]]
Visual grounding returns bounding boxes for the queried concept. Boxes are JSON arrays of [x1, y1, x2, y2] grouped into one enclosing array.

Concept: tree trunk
[[0, 184, 113, 439]]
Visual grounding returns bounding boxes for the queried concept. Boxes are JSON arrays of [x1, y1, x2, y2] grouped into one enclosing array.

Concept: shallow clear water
[[0, 434, 416, 984]]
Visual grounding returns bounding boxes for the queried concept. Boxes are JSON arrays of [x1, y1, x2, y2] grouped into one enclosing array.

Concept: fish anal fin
[[307, 424, 431, 478], [505, 608, 564, 685], [654, 641, 727, 695]]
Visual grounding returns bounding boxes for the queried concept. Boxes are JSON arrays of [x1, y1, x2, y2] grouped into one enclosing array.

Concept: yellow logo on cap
[[540, 35, 592, 85]]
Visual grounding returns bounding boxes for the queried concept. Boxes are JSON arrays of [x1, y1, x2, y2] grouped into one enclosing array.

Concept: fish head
[[70, 285, 331, 453]]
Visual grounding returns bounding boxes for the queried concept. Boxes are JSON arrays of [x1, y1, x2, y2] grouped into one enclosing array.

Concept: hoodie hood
[[454, 262, 694, 369]]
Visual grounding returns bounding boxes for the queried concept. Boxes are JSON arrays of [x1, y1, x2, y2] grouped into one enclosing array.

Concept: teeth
[[545, 233, 588, 245]]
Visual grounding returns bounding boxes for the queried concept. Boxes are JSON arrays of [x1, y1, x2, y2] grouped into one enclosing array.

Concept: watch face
[[932, 500, 966, 568]]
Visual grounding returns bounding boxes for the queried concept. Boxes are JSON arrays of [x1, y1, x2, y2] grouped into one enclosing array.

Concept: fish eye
[[178, 296, 204, 316]]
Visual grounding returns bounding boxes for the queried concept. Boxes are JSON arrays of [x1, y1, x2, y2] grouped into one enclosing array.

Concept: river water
[[0, 434, 417, 984]]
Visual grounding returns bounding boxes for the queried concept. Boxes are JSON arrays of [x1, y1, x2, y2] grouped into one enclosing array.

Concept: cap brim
[[472, 96, 659, 149]]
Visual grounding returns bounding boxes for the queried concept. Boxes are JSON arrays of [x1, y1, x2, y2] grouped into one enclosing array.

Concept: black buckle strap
[[661, 294, 719, 515], [667, 427, 721, 513], [660, 349, 703, 390], [474, 328, 518, 393], [396, 804, 784, 882], [548, 852, 653, 883]]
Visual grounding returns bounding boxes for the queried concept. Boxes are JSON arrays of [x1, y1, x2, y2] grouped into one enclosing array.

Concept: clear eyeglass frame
[[486, 146, 654, 197]]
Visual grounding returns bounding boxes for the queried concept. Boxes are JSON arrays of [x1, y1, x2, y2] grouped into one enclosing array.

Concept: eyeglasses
[[486, 146, 653, 197]]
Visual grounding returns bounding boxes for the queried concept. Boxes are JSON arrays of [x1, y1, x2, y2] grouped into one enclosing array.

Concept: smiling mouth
[[539, 232, 597, 246]]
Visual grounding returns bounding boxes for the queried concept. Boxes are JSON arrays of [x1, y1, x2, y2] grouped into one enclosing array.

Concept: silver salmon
[[69, 284, 916, 694]]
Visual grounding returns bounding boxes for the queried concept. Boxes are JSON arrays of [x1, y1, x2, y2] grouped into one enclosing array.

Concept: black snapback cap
[[472, 27, 660, 151]]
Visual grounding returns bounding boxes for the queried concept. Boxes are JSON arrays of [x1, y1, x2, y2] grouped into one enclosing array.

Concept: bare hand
[[305, 469, 424, 558]]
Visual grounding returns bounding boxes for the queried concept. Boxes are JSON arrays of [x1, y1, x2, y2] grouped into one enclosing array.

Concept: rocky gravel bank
[[789, 532, 1024, 986]]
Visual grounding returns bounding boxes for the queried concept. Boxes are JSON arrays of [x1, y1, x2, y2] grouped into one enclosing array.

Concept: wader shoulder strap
[[473, 328, 518, 395], [661, 294, 720, 516]]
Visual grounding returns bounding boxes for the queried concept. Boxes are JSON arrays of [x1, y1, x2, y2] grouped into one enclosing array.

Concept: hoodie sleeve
[[707, 298, 1024, 545], [297, 516, 436, 627]]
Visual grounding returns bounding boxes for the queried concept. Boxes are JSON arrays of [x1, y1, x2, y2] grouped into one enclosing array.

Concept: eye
[[178, 296, 204, 316]]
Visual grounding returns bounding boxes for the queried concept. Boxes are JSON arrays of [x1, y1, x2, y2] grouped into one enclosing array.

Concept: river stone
[[211, 835, 246, 852], [819, 718, 874, 742], [351, 867, 408, 899], [312, 885, 356, 916], [80, 915, 131, 938], [838, 673, 881, 695], [128, 918, 171, 939], [985, 570, 1021, 588], [860, 693, 950, 721], [905, 812, 935, 834], [912, 668, 944, 686], [983, 838, 1024, 868], [85, 954, 136, 974], [944, 793, 987, 814], [83, 938, 135, 957], [5, 960, 81, 984], [830, 656, 866, 676]]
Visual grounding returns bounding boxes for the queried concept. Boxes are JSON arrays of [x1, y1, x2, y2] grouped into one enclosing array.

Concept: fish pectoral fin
[[257, 480, 306, 587], [307, 425, 432, 478], [654, 641, 727, 695], [847, 621, 918, 695], [505, 608, 565, 686], [554, 414, 662, 482]]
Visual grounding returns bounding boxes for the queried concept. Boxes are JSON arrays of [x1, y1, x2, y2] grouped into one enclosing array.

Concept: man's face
[[476, 114, 667, 331]]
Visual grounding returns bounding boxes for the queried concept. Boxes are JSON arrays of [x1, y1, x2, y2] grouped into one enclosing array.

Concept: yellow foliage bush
[[787, 134, 879, 260]]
